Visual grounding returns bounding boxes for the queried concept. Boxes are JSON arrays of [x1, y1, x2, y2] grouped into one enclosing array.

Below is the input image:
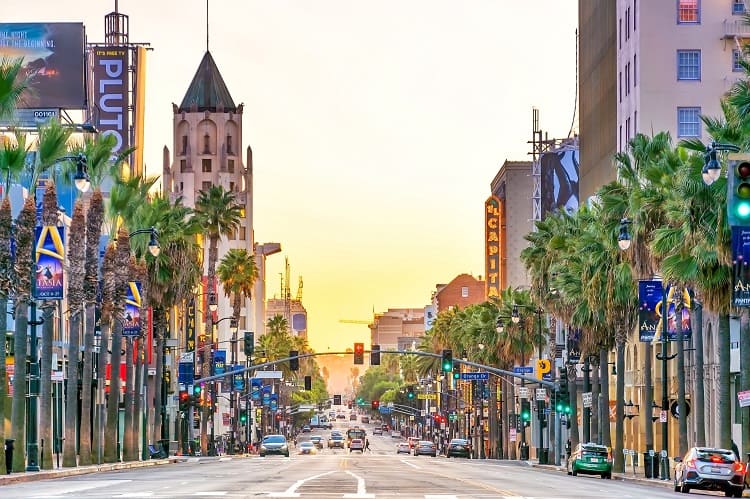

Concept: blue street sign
[[513, 366, 534, 374], [460, 372, 489, 381], [178, 362, 194, 385]]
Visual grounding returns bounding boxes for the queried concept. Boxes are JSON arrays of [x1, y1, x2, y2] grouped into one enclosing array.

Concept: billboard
[[91, 46, 130, 154], [34, 225, 64, 299], [638, 279, 692, 342], [540, 148, 580, 219], [0, 23, 85, 109], [485, 195, 502, 299]]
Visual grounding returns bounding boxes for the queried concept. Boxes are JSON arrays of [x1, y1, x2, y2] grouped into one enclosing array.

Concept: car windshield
[[263, 435, 286, 444], [300, 442, 313, 447], [450, 439, 467, 445]]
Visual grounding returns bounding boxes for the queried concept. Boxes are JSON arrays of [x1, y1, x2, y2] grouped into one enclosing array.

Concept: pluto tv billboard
[[0, 23, 86, 109]]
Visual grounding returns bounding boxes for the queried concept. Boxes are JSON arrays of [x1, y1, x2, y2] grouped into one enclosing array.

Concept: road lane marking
[[400, 459, 420, 469], [424, 496, 459, 499], [342, 470, 374, 498], [193, 493, 227, 496], [268, 470, 336, 497]]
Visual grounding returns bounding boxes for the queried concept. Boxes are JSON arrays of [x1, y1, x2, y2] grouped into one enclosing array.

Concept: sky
[[5, 0, 578, 353]]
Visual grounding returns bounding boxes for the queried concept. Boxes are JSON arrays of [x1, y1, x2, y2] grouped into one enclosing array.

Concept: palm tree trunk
[[78, 304, 96, 466], [94, 320, 110, 463], [62, 311, 82, 467], [677, 303, 688, 457], [501, 379, 508, 459], [39, 303, 54, 469], [590, 359, 599, 443], [133, 337, 145, 461], [718, 313, 731, 449], [10, 298, 28, 472], [568, 367, 580, 449], [599, 347, 611, 448], [0, 297, 6, 474], [614, 338, 625, 473], [123, 338, 135, 461], [693, 304, 706, 446], [488, 376, 497, 458], [105, 319, 124, 462], [644, 342, 654, 451]]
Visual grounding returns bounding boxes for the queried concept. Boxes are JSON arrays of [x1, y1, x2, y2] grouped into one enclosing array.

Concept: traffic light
[[289, 350, 299, 371], [406, 386, 415, 399], [453, 371, 460, 380], [521, 400, 531, 426], [728, 157, 750, 226], [557, 378, 570, 414], [239, 413, 247, 424], [334, 394, 342, 405], [353, 343, 364, 365], [193, 384, 202, 397], [163, 369, 173, 393], [179, 390, 189, 411], [371, 400, 379, 410], [304, 375, 312, 391], [243, 331, 254, 356], [441, 349, 453, 372], [370, 344, 380, 365]]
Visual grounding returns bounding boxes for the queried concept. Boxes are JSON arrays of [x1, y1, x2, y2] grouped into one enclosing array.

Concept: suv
[[568, 443, 612, 479], [674, 447, 746, 497], [328, 435, 345, 449]]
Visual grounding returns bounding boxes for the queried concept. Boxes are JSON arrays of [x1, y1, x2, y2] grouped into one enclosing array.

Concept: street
[[0, 426, 717, 499]]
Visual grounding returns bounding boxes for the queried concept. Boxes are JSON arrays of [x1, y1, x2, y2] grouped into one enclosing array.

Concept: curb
[[531, 462, 674, 489], [0, 458, 176, 486]]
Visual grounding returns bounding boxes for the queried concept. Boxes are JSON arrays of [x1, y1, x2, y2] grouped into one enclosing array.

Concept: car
[[446, 438, 471, 458], [328, 435, 345, 449], [372, 427, 383, 436], [309, 436, 324, 449], [414, 441, 437, 457], [396, 442, 411, 454], [567, 442, 612, 479], [298, 441, 316, 455], [336, 413, 346, 419], [673, 446, 746, 496], [301, 425, 311, 433], [391, 431, 402, 439], [349, 413, 357, 421], [349, 438, 364, 452], [259, 434, 290, 457], [361, 416, 370, 424]]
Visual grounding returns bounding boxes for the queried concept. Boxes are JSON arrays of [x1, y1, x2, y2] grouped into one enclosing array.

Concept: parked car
[[414, 441, 437, 457], [568, 442, 612, 479], [259, 434, 290, 458], [396, 442, 411, 454], [446, 438, 471, 458], [674, 447, 746, 497], [372, 427, 383, 436], [298, 441, 316, 455], [350, 413, 358, 421]]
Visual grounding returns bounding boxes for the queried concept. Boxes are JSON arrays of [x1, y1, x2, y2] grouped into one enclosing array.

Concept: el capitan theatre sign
[[485, 196, 502, 299]]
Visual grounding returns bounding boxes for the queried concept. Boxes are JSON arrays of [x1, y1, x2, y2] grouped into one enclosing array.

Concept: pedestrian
[[365, 438, 370, 452]]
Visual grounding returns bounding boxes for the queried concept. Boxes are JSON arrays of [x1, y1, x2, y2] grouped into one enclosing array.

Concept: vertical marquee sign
[[123, 281, 142, 336], [485, 195, 502, 300], [92, 46, 129, 155], [185, 298, 196, 353], [732, 226, 750, 307], [34, 226, 64, 299]]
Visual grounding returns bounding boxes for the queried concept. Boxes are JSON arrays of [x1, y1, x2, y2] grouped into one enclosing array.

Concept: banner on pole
[[732, 226, 750, 307], [34, 226, 64, 299], [123, 281, 142, 336]]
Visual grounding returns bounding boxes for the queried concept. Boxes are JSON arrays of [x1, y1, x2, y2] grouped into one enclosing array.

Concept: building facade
[[431, 273, 486, 315], [369, 308, 426, 351]]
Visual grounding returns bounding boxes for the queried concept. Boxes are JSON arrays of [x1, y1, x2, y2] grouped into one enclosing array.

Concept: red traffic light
[[371, 400, 379, 409], [354, 343, 364, 354], [179, 390, 189, 402]]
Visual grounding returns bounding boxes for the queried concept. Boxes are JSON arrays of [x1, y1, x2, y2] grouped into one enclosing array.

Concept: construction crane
[[339, 319, 370, 324], [296, 276, 303, 301]]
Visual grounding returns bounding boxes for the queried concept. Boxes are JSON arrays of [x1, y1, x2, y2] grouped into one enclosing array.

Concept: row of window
[[179, 158, 236, 173], [619, 2, 636, 50], [620, 107, 700, 150], [678, 0, 746, 23], [677, 49, 746, 79], [180, 133, 236, 156], [619, 54, 637, 103]]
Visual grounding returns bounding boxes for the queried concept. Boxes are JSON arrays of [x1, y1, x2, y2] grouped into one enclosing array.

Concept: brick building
[[431, 273, 486, 315]]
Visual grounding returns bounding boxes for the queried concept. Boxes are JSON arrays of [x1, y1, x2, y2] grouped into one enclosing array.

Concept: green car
[[568, 443, 612, 479]]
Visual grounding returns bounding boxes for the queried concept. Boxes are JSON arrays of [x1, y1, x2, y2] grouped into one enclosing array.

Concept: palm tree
[[217, 248, 258, 323], [0, 57, 33, 119], [0, 197, 13, 474], [193, 185, 242, 453], [266, 314, 290, 336]]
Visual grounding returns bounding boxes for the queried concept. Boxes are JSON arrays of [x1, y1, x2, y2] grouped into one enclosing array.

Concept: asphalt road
[[0, 422, 731, 498]]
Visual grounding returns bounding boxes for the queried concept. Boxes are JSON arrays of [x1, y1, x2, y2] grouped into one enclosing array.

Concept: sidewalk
[[0, 457, 177, 486]]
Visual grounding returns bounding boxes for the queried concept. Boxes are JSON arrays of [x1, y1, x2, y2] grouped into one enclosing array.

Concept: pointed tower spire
[[178, 51, 237, 113]]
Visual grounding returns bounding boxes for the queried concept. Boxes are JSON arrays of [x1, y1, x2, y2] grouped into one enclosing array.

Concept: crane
[[339, 319, 370, 324]]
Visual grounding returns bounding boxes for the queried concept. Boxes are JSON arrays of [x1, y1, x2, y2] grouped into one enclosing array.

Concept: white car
[[391, 430, 402, 439]]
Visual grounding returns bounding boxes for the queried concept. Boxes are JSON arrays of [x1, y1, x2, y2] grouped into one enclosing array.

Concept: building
[[431, 273, 486, 315], [265, 298, 308, 339], [369, 308, 426, 351]]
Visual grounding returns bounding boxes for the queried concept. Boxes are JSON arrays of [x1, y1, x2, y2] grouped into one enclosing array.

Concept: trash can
[[643, 452, 657, 478], [4, 439, 14, 475], [519, 442, 530, 460], [538, 447, 549, 464], [158, 439, 170, 458]]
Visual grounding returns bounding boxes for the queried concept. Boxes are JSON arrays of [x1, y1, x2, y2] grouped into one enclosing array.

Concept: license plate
[[590, 458, 600, 463], [710, 467, 722, 473], [455, 446, 464, 450]]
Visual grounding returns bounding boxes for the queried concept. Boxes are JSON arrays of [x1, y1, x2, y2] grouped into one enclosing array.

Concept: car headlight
[[260, 445, 267, 450], [281, 444, 288, 450]]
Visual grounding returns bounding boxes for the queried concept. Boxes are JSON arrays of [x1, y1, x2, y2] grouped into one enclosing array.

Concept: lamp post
[[209, 315, 234, 455], [26, 154, 90, 472], [228, 317, 238, 454], [513, 304, 545, 463]]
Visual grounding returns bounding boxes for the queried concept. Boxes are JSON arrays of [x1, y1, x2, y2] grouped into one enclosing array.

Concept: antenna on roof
[[206, 0, 210, 51]]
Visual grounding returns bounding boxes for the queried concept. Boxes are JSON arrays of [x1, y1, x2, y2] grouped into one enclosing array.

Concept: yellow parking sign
[[537, 359, 551, 380]]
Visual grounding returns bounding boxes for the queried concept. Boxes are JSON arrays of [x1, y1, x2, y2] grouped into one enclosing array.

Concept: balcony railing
[[724, 19, 750, 38]]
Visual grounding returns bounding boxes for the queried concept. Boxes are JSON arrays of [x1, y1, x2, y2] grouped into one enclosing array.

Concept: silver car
[[673, 447, 745, 497]]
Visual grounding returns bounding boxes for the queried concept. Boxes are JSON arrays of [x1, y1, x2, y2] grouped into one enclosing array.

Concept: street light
[[514, 304, 545, 463], [26, 153, 91, 472], [128, 227, 160, 257], [702, 141, 740, 186], [209, 315, 236, 454]]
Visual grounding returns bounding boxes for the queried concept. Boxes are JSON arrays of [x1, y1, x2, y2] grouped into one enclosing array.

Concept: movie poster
[[34, 225, 64, 299], [638, 280, 662, 342], [123, 281, 142, 336]]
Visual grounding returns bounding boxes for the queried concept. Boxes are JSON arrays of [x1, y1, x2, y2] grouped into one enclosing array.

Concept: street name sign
[[255, 370, 283, 379], [513, 366, 534, 374], [461, 372, 489, 381], [418, 393, 437, 400]]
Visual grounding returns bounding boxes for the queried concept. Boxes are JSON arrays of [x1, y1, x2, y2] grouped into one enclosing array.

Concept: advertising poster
[[540, 148, 580, 219], [638, 279, 662, 342], [34, 225, 64, 299], [251, 378, 262, 401], [0, 23, 85, 109], [732, 226, 750, 307], [665, 285, 692, 341], [123, 281, 142, 336], [214, 350, 226, 376], [91, 46, 129, 154]]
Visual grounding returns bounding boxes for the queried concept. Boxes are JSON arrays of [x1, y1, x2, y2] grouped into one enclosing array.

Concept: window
[[181, 135, 188, 155], [634, 110, 637, 135], [733, 0, 746, 15], [229, 181, 235, 192], [677, 50, 700, 80], [634, 0, 637, 30], [634, 54, 637, 86], [180, 159, 187, 173], [461, 286, 469, 298], [619, 71, 622, 102], [228, 159, 235, 173], [678, 0, 699, 23], [733, 49, 744, 72], [203, 133, 211, 154], [626, 116, 631, 142], [619, 18, 622, 48], [179, 181, 184, 192], [202, 181, 212, 192], [202, 158, 212, 173], [619, 125, 623, 151], [239, 226, 246, 240], [625, 62, 630, 96], [228, 230, 236, 241], [625, 8, 630, 41], [677, 107, 701, 137], [227, 135, 233, 154]]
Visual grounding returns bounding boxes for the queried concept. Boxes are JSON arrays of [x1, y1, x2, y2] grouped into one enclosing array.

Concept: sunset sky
[[6, 1, 578, 353]]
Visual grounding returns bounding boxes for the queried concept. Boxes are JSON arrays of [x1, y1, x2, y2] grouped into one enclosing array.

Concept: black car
[[674, 447, 746, 497], [259, 435, 290, 457], [446, 438, 471, 458]]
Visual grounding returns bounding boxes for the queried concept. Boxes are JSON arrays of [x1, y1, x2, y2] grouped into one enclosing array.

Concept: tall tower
[[162, 50, 254, 340]]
